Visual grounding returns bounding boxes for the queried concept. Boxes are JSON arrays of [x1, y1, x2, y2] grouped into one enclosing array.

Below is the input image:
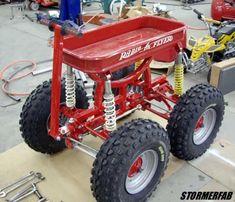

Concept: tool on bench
[[6, 177, 46, 202], [0, 171, 43, 198]]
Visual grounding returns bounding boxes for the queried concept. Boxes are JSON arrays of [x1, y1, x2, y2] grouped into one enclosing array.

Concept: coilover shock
[[103, 79, 116, 131], [65, 66, 76, 108], [174, 52, 184, 96]]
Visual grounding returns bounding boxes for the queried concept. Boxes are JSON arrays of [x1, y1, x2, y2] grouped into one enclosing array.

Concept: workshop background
[[0, 0, 235, 202]]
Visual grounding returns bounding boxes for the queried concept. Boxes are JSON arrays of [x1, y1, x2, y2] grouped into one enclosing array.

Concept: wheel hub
[[128, 157, 143, 177], [110, 0, 127, 15], [125, 150, 158, 194], [193, 108, 217, 145], [195, 116, 204, 131]]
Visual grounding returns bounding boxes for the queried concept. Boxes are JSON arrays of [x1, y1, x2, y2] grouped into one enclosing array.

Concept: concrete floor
[[0, 0, 235, 201]]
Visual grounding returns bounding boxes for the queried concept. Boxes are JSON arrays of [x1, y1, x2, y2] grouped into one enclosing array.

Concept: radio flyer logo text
[[119, 35, 173, 60]]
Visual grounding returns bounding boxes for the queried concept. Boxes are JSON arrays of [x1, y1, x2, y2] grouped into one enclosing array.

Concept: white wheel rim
[[109, 0, 127, 16], [125, 149, 158, 194], [30, 2, 39, 10], [193, 108, 217, 145]]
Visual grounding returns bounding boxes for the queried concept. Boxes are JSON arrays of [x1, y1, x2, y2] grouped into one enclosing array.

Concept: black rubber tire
[[93, 64, 135, 96], [166, 84, 224, 160], [19, 80, 89, 154], [91, 119, 170, 202], [112, 64, 135, 95], [112, 64, 135, 80]]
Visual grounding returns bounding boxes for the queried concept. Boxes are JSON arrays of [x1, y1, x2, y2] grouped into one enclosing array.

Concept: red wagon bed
[[62, 16, 187, 74]]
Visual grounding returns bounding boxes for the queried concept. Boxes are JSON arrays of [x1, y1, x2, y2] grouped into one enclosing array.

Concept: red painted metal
[[46, 16, 187, 145], [211, 0, 235, 21], [62, 16, 186, 73], [35, 0, 57, 7], [195, 116, 204, 131], [128, 157, 143, 177], [49, 25, 64, 140]]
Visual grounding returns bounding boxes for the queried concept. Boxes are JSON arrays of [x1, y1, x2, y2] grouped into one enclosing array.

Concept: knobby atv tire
[[112, 64, 135, 81], [93, 64, 134, 97], [91, 119, 170, 202], [166, 84, 224, 160], [19, 80, 89, 154], [112, 64, 135, 95]]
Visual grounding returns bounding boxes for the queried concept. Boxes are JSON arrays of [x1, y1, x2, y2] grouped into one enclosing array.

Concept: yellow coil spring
[[104, 96, 116, 131], [65, 73, 76, 108], [174, 64, 184, 96], [135, 60, 143, 80], [135, 60, 143, 68]]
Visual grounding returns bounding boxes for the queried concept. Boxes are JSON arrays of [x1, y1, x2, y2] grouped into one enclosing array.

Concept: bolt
[[78, 124, 83, 129], [69, 118, 74, 123], [139, 168, 144, 172]]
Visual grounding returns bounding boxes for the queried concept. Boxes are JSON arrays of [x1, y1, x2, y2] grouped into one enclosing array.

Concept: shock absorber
[[174, 52, 184, 96], [135, 60, 143, 69], [65, 66, 76, 108], [103, 79, 116, 131]]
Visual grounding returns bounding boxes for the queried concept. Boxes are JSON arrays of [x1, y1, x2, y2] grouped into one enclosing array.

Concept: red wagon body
[[62, 16, 186, 73]]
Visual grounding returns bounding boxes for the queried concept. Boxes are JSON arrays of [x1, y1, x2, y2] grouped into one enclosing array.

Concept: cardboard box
[[210, 58, 235, 95], [125, 6, 152, 18]]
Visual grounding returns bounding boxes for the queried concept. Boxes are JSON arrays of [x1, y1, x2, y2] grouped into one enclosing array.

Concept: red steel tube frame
[[49, 25, 179, 142], [50, 25, 63, 140]]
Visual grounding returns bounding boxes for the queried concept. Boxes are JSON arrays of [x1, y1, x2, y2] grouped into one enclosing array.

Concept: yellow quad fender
[[218, 32, 235, 45], [188, 36, 225, 62]]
